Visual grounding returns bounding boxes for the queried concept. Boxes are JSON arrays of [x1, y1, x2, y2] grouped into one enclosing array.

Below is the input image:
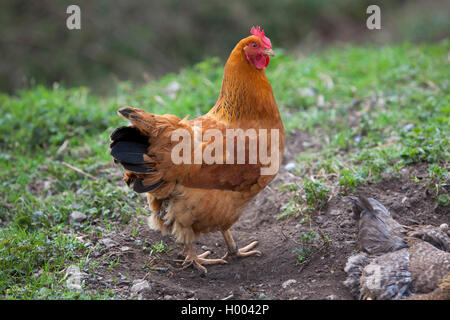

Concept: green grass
[[0, 40, 448, 299], [293, 229, 331, 266]]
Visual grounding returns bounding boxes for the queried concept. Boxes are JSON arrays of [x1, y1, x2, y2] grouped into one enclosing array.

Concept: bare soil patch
[[82, 132, 449, 300]]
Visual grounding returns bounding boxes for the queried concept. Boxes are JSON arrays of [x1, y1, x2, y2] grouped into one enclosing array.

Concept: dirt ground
[[82, 131, 449, 300]]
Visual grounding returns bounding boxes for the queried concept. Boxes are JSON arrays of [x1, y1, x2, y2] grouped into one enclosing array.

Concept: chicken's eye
[[251, 43, 258, 48]]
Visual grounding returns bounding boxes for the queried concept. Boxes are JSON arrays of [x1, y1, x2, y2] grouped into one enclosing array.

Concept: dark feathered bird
[[407, 273, 450, 300], [345, 195, 407, 255], [344, 195, 450, 300]]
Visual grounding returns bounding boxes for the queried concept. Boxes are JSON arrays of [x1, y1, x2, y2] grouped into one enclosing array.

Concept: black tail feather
[[121, 162, 154, 173], [110, 126, 148, 148], [110, 141, 148, 164], [133, 178, 164, 193], [110, 125, 164, 192]]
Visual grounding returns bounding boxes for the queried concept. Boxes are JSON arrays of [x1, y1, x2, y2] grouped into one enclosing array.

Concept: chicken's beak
[[264, 48, 275, 57]]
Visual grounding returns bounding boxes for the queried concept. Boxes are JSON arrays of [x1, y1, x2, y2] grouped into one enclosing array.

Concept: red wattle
[[246, 52, 270, 69]]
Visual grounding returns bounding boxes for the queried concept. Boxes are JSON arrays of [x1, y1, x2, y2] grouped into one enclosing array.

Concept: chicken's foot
[[221, 229, 262, 259], [181, 243, 227, 273]]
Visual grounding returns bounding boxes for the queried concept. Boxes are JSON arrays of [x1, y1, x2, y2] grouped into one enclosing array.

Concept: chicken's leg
[[182, 242, 227, 273], [221, 229, 261, 260]]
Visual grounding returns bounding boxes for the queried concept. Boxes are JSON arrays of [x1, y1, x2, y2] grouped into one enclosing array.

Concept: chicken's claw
[[222, 241, 262, 260], [182, 250, 227, 274]]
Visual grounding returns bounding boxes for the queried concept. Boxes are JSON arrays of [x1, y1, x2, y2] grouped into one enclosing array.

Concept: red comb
[[250, 26, 272, 49]]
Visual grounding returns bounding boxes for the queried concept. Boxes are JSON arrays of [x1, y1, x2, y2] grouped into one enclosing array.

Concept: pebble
[[281, 279, 297, 289], [120, 246, 132, 252], [340, 220, 354, 228], [403, 123, 414, 132], [299, 87, 316, 97], [99, 238, 119, 248], [326, 295, 339, 300], [201, 245, 212, 252], [65, 265, 83, 291], [164, 81, 181, 99], [321, 221, 332, 228], [440, 223, 448, 233], [70, 211, 86, 223], [329, 210, 341, 216], [317, 95, 325, 107], [284, 162, 296, 172], [67, 283, 82, 291], [130, 280, 151, 294]]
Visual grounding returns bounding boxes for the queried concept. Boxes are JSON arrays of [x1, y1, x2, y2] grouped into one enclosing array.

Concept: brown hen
[[110, 27, 284, 273]]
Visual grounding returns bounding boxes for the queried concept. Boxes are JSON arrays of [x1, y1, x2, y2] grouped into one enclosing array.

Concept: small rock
[[99, 238, 118, 248], [322, 221, 332, 228], [326, 295, 339, 300], [258, 293, 267, 300], [329, 210, 341, 216], [67, 283, 82, 291], [298, 87, 316, 97], [164, 81, 181, 99], [120, 246, 132, 252], [284, 162, 296, 172], [201, 245, 212, 252], [317, 95, 325, 107], [163, 295, 174, 300], [340, 220, 354, 228], [440, 223, 448, 233], [130, 280, 151, 294], [281, 279, 297, 289], [70, 211, 86, 223], [65, 265, 83, 291]]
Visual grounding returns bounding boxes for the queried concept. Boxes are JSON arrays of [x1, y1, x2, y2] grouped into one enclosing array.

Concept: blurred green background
[[0, 0, 449, 94]]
